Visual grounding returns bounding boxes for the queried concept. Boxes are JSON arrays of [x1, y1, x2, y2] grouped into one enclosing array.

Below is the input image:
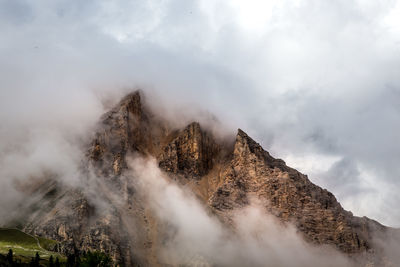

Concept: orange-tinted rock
[[210, 129, 379, 254]]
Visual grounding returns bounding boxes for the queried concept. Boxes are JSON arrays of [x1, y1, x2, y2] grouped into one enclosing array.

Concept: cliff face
[[210, 130, 377, 253], [158, 122, 220, 178], [17, 91, 394, 266], [88, 92, 162, 176]]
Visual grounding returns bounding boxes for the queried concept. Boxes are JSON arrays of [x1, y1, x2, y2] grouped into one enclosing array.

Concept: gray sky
[[0, 0, 400, 227]]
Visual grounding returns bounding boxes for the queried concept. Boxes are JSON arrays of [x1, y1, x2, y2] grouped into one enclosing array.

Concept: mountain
[[7, 91, 399, 266]]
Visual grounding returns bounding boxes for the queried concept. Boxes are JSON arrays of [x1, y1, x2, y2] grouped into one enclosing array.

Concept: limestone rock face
[[19, 179, 128, 263], [210, 129, 377, 254], [15, 91, 396, 266], [158, 122, 220, 178], [88, 91, 161, 176]]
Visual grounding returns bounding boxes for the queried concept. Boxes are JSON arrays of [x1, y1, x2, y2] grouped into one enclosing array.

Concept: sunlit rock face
[[210, 129, 378, 254], [16, 91, 396, 266]]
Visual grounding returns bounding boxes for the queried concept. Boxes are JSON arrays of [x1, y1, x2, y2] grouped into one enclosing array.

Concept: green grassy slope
[[0, 228, 64, 263]]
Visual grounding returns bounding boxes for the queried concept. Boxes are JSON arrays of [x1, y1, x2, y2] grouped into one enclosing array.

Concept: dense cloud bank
[[0, 0, 400, 226]]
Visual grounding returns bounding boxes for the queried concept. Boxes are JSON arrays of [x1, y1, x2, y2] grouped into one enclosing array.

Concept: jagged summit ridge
[[213, 126, 375, 253], [18, 90, 393, 266], [87, 91, 383, 254], [235, 128, 286, 169], [89, 91, 222, 179]]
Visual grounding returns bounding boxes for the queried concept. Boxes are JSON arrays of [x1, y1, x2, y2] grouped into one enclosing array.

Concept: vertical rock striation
[[158, 122, 220, 179], [210, 129, 380, 254]]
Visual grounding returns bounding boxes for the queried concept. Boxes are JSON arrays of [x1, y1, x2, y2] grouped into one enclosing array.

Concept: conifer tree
[[6, 249, 13, 264], [49, 255, 54, 267]]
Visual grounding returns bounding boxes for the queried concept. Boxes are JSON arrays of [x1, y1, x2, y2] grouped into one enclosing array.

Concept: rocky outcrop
[[210, 129, 378, 254], [158, 122, 220, 178], [16, 90, 395, 266], [88, 91, 163, 176], [19, 179, 127, 261]]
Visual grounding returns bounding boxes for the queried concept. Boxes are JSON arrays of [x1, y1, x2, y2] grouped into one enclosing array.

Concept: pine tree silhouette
[[6, 249, 13, 264], [49, 255, 55, 267]]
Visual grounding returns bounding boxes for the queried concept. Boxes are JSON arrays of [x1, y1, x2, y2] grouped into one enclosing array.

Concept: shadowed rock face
[[88, 92, 152, 176], [17, 90, 394, 266], [158, 122, 220, 179]]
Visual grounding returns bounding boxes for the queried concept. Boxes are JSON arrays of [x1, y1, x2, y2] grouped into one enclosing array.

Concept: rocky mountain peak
[[117, 90, 143, 117], [19, 91, 397, 266], [212, 128, 377, 255], [234, 128, 286, 169], [88, 90, 150, 176]]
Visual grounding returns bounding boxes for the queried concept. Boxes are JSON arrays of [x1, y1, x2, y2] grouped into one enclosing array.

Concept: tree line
[[2, 249, 111, 267]]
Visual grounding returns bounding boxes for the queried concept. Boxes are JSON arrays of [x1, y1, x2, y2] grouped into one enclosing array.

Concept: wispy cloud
[[0, 0, 399, 226]]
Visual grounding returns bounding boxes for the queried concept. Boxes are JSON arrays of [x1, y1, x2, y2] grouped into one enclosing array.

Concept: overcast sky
[[0, 0, 400, 227]]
